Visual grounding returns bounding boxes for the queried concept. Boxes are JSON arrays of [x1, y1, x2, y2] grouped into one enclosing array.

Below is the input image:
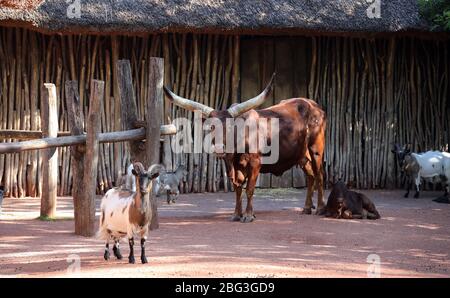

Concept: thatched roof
[[0, 0, 431, 35]]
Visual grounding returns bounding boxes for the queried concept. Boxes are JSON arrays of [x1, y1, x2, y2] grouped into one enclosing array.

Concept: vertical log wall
[[309, 36, 449, 188], [0, 28, 449, 197], [241, 36, 450, 189]]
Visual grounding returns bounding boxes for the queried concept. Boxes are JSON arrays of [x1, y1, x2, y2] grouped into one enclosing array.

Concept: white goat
[[97, 162, 163, 264], [154, 164, 187, 204], [393, 145, 450, 199]]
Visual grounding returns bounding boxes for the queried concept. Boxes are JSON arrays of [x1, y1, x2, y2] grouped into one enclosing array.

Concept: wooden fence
[[0, 27, 449, 197]]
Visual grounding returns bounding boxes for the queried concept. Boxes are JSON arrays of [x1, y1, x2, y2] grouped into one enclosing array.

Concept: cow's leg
[[241, 168, 259, 223], [309, 145, 326, 214], [301, 161, 315, 215], [231, 186, 243, 221], [342, 210, 353, 219], [304, 174, 315, 214], [366, 211, 379, 220]]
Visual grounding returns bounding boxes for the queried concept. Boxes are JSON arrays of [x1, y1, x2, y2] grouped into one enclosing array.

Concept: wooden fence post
[[65, 80, 86, 236], [40, 83, 58, 218], [65, 79, 103, 237], [81, 80, 104, 236], [117, 60, 147, 165], [147, 57, 164, 230]]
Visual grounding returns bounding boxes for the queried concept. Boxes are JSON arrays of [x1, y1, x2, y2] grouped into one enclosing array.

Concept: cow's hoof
[[104, 251, 110, 261], [316, 208, 327, 216], [414, 193, 420, 199], [404, 193, 409, 198], [301, 208, 312, 215], [141, 256, 148, 264], [128, 256, 135, 264], [230, 214, 242, 222], [240, 214, 255, 223]]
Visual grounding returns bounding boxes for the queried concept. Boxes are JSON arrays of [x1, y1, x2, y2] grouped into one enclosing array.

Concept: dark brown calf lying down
[[323, 181, 381, 220]]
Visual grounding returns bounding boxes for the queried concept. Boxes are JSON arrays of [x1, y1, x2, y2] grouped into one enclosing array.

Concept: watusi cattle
[[164, 74, 327, 222]]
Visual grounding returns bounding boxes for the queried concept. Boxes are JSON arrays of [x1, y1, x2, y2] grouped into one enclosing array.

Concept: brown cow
[[324, 181, 380, 220], [164, 74, 326, 222]]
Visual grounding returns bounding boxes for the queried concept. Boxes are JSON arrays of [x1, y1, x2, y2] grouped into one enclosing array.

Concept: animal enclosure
[[0, 28, 449, 197]]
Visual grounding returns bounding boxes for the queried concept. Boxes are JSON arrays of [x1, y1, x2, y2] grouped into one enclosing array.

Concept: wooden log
[[0, 125, 176, 154], [147, 57, 164, 230], [65, 80, 86, 235], [111, 36, 122, 185], [274, 38, 294, 188], [117, 59, 147, 165], [0, 130, 71, 139], [385, 38, 396, 189], [81, 80, 103, 237], [29, 31, 39, 197], [40, 83, 58, 218]]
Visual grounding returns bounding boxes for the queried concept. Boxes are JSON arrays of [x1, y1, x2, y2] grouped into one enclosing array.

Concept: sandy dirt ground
[[0, 188, 449, 278]]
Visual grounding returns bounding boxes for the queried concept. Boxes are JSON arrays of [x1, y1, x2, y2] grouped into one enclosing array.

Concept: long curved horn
[[227, 73, 275, 117], [163, 87, 214, 116]]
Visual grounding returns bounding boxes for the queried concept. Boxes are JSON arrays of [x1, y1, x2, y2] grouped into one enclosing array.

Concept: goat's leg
[[231, 186, 243, 221], [404, 179, 411, 198], [166, 190, 171, 204], [128, 237, 135, 264], [104, 240, 110, 260], [140, 237, 148, 264], [113, 239, 123, 260], [414, 176, 420, 198], [443, 180, 449, 197]]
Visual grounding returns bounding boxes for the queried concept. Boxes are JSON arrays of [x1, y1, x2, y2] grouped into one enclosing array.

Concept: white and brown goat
[[123, 163, 187, 204], [97, 162, 163, 264]]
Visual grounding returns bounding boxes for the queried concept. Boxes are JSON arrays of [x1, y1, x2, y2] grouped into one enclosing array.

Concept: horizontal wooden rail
[[0, 130, 71, 140], [0, 125, 176, 154]]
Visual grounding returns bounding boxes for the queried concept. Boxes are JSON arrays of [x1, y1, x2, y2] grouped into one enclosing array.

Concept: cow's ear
[[131, 169, 138, 176], [405, 149, 411, 154], [391, 149, 397, 154]]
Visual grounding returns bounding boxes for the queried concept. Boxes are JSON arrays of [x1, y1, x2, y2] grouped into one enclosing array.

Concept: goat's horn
[[163, 86, 214, 116], [147, 163, 166, 175], [227, 73, 275, 118]]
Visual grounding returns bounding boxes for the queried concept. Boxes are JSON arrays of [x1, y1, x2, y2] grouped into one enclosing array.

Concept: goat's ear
[[131, 169, 138, 176], [148, 172, 160, 180]]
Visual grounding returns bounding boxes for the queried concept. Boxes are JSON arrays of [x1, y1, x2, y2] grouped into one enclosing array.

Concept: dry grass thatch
[[0, 0, 430, 34]]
